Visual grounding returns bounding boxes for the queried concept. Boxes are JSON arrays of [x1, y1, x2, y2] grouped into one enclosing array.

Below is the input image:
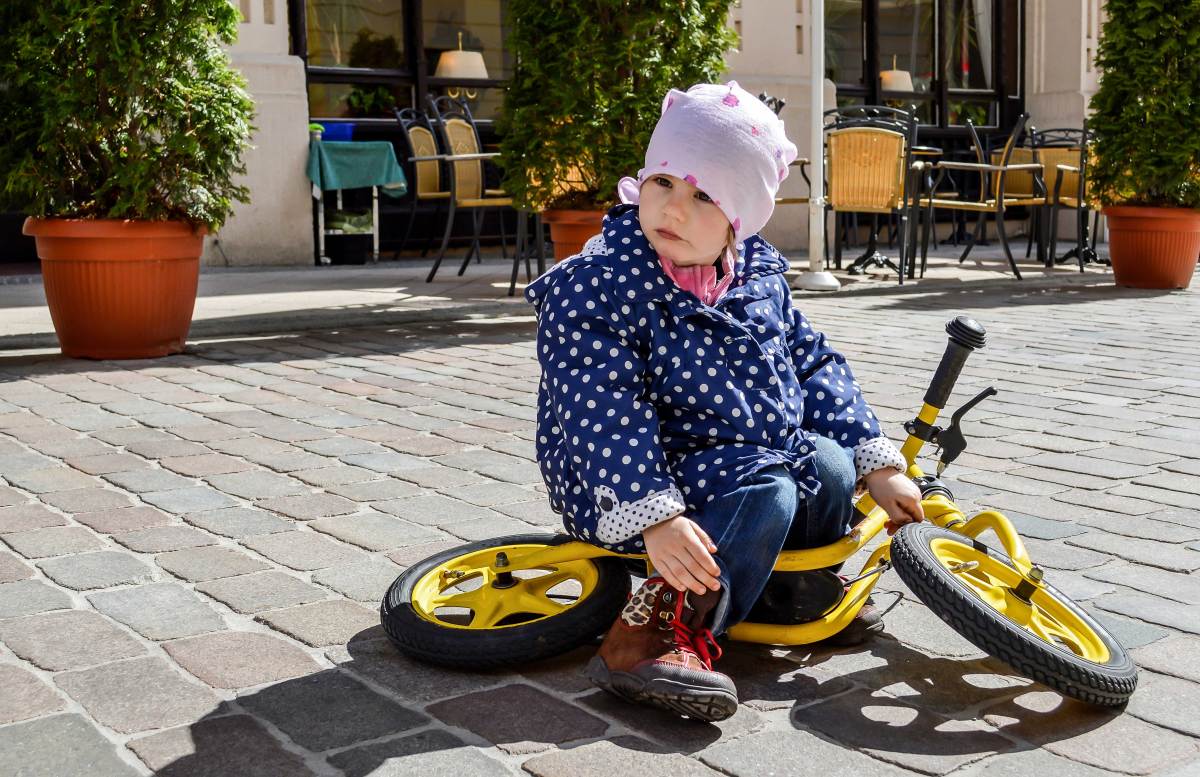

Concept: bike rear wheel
[[891, 523, 1137, 706], [381, 533, 631, 669]]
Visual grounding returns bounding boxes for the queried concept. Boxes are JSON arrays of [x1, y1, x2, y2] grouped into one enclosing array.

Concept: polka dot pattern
[[853, 436, 907, 480], [525, 204, 889, 549]]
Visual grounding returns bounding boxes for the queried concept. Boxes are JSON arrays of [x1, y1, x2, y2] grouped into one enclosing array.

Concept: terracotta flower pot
[[1103, 206, 1200, 289], [22, 218, 204, 359], [540, 209, 605, 262]]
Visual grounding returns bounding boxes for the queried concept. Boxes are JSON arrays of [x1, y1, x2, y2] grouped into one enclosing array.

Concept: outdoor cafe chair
[[913, 113, 1046, 280], [422, 95, 514, 283], [394, 108, 452, 259], [1031, 125, 1102, 271]]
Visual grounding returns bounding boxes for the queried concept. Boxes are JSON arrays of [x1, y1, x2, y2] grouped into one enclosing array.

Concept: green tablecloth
[[306, 140, 408, 198]]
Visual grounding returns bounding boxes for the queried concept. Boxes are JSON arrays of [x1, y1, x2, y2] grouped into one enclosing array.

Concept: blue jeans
[[698, 437, 857, 634]]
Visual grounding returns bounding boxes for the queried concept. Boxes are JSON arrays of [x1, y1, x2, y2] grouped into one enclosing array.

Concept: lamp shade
[[880, 68, 914, 92], [434, 49, 489, 80]]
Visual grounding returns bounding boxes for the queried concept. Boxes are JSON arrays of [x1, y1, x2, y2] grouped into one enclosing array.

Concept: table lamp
[[434, 32, 489, 99], [880, 55, 914, 93]]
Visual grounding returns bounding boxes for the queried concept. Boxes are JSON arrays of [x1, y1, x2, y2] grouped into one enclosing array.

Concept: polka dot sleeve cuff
[[853, 436, 907, 481], [594, 485, 688, 545]]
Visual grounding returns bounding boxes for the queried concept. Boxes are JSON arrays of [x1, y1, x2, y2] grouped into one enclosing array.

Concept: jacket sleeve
[[535, 266, 686, 545], [783, 298, 906, 479]]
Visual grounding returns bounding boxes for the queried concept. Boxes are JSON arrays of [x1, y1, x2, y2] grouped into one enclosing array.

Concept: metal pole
[[794, 0, 841, 291]]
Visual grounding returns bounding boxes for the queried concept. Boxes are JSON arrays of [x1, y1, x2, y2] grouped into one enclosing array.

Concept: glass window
[[308, 82, 409, 119], [946, 0, 994, 90], [878, 0, 935, 96], [826, 0, 864, 86], [305, 0, 405, 69], [424, 1, 511, 120]]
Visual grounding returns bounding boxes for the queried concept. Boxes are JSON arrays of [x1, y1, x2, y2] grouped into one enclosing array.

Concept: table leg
[[316, 188, 331, 266], [372, 186, 380, 263]]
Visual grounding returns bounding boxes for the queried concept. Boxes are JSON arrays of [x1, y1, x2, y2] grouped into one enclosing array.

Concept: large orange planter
[[540, 208, 605, 262], [1104, 206, 1200, 289], [23, 218, 204, 359]]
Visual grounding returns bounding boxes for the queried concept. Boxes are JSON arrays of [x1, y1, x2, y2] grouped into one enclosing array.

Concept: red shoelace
[[667, 597, 723, 669]]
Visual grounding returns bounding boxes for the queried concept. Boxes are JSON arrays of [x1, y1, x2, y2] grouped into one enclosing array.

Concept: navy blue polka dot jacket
[[525, 205, 904, 552]]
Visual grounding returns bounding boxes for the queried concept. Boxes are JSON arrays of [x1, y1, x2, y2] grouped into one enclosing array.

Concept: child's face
[[639, 174, 731, 268]]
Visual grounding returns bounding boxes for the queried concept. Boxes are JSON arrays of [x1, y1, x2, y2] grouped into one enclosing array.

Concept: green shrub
[[0, 0, 256, 230], [1088, 0, 1200, 209], [499, 0, 737, 211]]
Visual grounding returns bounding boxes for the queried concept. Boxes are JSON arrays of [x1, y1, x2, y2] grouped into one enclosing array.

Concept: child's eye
[[653, 176, 672, 188], [695, 191, 713, 203]]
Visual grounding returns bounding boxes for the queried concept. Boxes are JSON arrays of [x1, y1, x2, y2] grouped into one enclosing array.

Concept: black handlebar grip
[[923, 316, 987, 409]]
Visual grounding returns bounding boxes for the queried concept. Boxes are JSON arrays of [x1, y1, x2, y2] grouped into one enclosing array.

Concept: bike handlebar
[[923, 316, 987, 409]]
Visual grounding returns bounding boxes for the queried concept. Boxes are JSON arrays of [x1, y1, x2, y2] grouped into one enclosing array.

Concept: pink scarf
[[660, 250, 735, 306]]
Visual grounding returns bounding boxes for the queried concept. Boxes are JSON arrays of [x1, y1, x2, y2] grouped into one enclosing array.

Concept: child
[[525, 82, 923, 722]]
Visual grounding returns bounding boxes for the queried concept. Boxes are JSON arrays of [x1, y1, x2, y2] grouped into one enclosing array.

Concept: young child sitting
[[525, 82, 923, 722]]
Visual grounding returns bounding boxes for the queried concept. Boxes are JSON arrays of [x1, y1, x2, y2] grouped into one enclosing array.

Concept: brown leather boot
[[585, 577, 738, 722]]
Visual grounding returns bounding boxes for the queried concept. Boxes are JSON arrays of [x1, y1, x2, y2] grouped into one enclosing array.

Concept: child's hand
[[642, 515, 722, 596], [863, 467, 924, 535]]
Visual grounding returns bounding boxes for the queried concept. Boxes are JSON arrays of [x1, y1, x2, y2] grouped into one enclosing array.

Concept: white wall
[[206, 0, 313, 266]]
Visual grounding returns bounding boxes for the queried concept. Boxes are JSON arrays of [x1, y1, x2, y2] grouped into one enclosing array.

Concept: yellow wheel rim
[[930, 538, 1111, 664], [410, 543, 602, 631]]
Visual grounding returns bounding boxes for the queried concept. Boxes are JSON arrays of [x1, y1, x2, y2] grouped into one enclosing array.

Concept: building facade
[[209, 0, 1106, 266]]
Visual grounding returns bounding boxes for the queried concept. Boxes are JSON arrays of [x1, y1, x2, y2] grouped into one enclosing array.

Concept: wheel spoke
[[430, 587, 484, 612], [526, 569, 577, 599], [510, 589, 568, 618]]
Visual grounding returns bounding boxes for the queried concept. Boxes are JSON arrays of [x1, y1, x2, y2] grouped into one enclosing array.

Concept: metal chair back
[[395, 107, 444, 199], [427, 95, 485, 201], [965, 113, 1030, 201]]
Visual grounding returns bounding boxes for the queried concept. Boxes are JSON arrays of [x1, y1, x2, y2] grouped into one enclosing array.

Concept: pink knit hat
[[618, 81, 799, 242]]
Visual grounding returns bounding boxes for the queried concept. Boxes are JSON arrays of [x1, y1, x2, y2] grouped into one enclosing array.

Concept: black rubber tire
[[891, 523, 1137, 706], [380, 533, 631, 669]]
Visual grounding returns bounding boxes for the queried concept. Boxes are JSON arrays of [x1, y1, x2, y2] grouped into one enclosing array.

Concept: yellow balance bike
[[381, 316, 1137, 707]]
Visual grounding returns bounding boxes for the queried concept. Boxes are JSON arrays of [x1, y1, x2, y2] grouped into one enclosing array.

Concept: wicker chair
[[1032, 126, 1100, 271], [393, 108, 451, 258], [915, 113, 1045, 279], [826, 106, 919, 282], [423, 95, 513, 283]]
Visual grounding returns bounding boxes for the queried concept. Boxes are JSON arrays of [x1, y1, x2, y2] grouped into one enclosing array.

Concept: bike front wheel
[[891, 523, 1137, 706]]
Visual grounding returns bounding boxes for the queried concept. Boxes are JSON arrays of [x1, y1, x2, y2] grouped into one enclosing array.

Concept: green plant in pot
[[1088, 0, 1200, 289], [0, 0, 255, 358], [499, 0, 736, 261]]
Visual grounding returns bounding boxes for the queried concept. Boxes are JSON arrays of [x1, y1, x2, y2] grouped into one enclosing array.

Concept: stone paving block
[[374, 493, 496, 525], [958, 470, 1068, 496], [791, 686, 1013, 775], [326, 477, 421, 501], [311, 558, 403, 603], [163, 631, 320, 688], [0, 714, 142, 777], [327, 635, 508, 703], [292, 465, 379, 488], [102, 467, 197, 493], [295, 436, 386, 456], [253, 419, 333, 443], [1021, 538, 1111, 571], [255, 491, 358, 520], [182, 506, 292, 538], [445, 516, 538, 541], [376, 433, 462, 456], [0, 549, 33, 582], [971, 748, 1120, 776], [156, 545, 270, 582], [127, 714, 316, 777], [241, 530, 363, 570], [55, 656, 219, 734], [1125, 670, 1200, 737], [428, 683, 607, 754], [1008, 465, 1117, 491], [195, 571, 328, 614], [1065, 531, 1200, 572], [1060, 488, 1162, 516], [64, 452, 150, 476], [446, 481, 541, 507], [159, 453, 256, 477], [0, 503, 68, 533], [141, 486, 240, 514], [697, 642, 857, 712], [341, 451, 428, 473], [526, 739, 722, 777], [5, 466, 100, 494], [0, 663, 65, 724], [328, 729, 511, 777], [0, 579, 74, 619], [1093, 591, 1200, 635], [110, 524, 218, 553], [92, 426, 174, 446], [309, 512, 442, 551], [493, 499, 560, 527], [1088, 608, 1171, 650], [0, 485, 24, 507], [1113, 482, 1200, 512], [384, 539, 464, 568], [89, 582, 226, 640], [39, 487, 134, 513], [1131, 635, 1200, 683], [2, 525, 105, 559], [205, 470, 307, 499], [124, 439, 211, 459], [0, 609, 145, 670], [73, 505, 173, 534], [998, 511, 1087, 540], [578, 689, 763, 753], [1019, 451, 1156, 479], [31, 436, 114, 459], [38, 550, 156, 590], [699, 727, 912, 777], [171, 421, 252, 443], [1077, 511, 1200, 543], [238, 669, 428, 752], [983, 690, 1197, 774], [256, 599, 380, 646], [0, 452, 57, 475]]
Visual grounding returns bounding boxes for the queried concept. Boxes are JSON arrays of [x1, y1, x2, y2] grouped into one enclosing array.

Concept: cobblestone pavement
[[1, 268, 1198, 776]]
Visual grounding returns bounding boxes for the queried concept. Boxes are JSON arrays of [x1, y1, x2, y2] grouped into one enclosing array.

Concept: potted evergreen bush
[[1089, 0, 1200, 289], [499, 0, 736, 260], [0, 0, 255, 358]]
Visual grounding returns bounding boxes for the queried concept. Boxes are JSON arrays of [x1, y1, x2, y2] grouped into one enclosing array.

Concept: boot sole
[[585, 656, 739, 722]]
